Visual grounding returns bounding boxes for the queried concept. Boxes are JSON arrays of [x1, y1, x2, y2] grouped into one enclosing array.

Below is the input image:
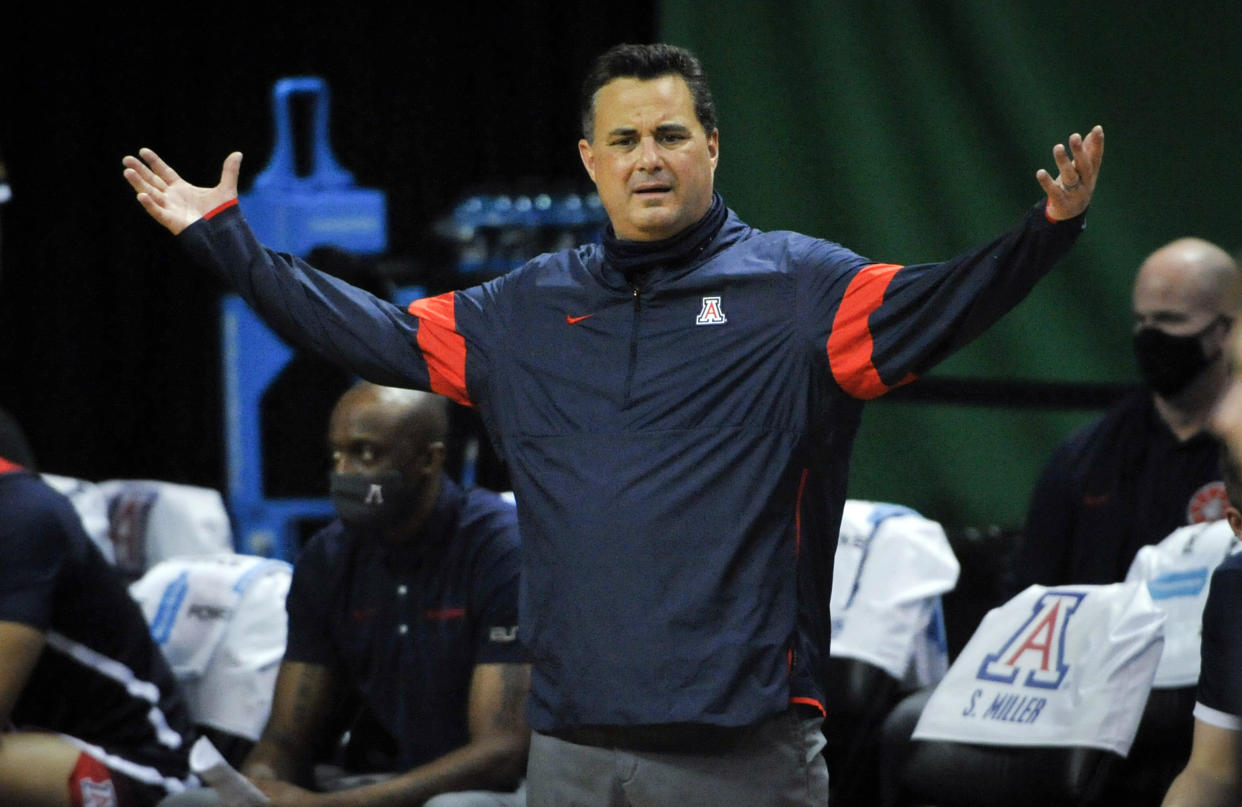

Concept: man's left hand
[[1037, 124, 1104, 221]]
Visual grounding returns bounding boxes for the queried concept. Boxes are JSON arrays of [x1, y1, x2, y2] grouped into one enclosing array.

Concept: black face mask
[[329, 469, 423, 532], [1132, 318, 1226, 398]]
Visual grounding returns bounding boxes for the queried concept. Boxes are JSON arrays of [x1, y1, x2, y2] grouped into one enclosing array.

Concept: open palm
[[122, 148, 242, 235]]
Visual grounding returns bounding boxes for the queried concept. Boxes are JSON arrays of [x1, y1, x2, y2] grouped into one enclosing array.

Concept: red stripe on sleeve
[[789, 696, 827, 716], [407, 293, 472, 406], [827, 262, 915, 399], [0, 457, 23, 474], [203, 198, 239, 220]]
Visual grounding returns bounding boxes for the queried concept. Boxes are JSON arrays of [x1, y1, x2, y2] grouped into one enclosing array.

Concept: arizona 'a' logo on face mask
[[977, 590, 1085, 689], [365, 483, 384, 505]]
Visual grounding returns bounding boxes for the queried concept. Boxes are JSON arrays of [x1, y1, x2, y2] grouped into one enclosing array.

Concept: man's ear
[[1227, 504, 1242, 539], [578, 139, 596, 182], [423, 441, 447, 475]]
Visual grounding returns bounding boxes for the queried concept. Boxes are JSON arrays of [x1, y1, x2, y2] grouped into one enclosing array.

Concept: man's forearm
[[176, 206, 427, 391], [1162, 768, 1240, 807], [313, 733, 527, 807], [241, 734, 315, 788]]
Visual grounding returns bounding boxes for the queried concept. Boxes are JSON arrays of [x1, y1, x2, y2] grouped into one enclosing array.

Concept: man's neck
[[1153, 361, 1228, 441], [382, 473, 443, 546]]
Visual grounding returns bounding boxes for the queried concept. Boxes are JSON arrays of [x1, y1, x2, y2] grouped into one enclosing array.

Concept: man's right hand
[[122, 148, 241, 236]]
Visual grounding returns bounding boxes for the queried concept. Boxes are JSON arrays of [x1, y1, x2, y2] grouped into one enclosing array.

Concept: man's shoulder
[[459, 244, 605, 309], [716, 220, 859, 262], [1204, 552, 1242, 644], [457, 487, 520, 547], [2, 467, 66, 506], [0, 470, 85, 546], [513, 243, 604, 277], [441, 487, 519, 591], [1212, 550, 1242, 583], [1049, 388, 1152, 457], [296, 519, 353, 568]]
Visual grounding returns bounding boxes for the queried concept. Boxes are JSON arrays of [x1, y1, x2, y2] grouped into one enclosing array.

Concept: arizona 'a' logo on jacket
[[977, 590, 1085, 689], [695, 296, 727, 325]]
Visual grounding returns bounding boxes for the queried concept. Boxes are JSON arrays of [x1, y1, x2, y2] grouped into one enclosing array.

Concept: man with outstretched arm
[[126, 43, 1102, 806]]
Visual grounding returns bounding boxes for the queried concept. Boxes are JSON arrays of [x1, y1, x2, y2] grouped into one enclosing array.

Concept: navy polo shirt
[[284, 476, 523, 769], [1196, 551, 1242, 726], [1013, 389, 1224, 593]]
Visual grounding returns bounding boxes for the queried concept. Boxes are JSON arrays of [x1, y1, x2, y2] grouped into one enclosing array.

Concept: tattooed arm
[[242, 660, 340, 788], [249, 662, 531, 807], [461, 661, 533, 788], [353, 662, 531, 804]]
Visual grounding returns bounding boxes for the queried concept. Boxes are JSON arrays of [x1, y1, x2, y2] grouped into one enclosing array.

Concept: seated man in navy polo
[[164, 383, 529, 807]]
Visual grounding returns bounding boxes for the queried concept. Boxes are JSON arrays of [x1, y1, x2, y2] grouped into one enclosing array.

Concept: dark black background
[[0, 9, 656, 491]]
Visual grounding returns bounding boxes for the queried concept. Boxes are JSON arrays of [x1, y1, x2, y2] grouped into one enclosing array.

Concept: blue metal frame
[[220, 295, 338, 560]]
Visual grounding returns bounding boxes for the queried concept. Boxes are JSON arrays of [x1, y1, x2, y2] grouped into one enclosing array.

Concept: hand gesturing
[[122, 148, 242, 235]]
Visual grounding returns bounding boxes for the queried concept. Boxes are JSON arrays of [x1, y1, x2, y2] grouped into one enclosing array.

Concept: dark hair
[[1222, 449, 1242, 513], [580, 43, 717, 142]]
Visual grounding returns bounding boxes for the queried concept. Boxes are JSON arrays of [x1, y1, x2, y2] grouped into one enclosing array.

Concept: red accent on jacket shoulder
[[407, 293, 472, 407]]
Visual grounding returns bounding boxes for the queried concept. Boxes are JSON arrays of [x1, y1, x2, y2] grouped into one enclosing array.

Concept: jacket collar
[[594, 195, 749, 291]]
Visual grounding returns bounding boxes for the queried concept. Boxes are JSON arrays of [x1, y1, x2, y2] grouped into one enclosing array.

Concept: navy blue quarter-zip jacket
[[180, 197, 1083, 732]]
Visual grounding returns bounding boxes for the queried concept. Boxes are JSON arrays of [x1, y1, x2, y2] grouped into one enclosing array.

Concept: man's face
[[1211, 324, 1242, 462], [578, 74, 719, 242], [328, 398, 413, 478], [1132, 253, 1228, 343]]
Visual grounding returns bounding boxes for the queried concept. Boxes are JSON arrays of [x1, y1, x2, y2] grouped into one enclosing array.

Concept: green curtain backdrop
[[662, 2, 1241, 530]]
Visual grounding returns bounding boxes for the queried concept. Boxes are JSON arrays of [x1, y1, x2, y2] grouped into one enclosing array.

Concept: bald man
[[1008, 238, 1239, 593], [165, 384, 529, 807]]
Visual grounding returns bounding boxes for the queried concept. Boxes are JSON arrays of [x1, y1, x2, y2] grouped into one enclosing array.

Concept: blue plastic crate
[[239, 76, 386, 257]]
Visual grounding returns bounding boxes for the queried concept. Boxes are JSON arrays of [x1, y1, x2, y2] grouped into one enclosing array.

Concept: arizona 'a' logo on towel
[[977, 590, 1085, 689]]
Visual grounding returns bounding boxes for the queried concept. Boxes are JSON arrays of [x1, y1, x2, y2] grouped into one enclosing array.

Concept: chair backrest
[[1124, 519, 1238, 688], [900, 733, 1114, 807], [41, 473, 114, 563], [97, 479, 235, 579], [896, 582, 1165, 807], [1098, 684, 1196, 805], [129, 552, 291, 744], [825, 656, 902, 807], [1110, 520, 1238, 801], [831, 500, 960, 688], [826, 500, 960, 807]]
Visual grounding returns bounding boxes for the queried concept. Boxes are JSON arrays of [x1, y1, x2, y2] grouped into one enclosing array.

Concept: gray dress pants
[[526, 707, 829, 806]]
